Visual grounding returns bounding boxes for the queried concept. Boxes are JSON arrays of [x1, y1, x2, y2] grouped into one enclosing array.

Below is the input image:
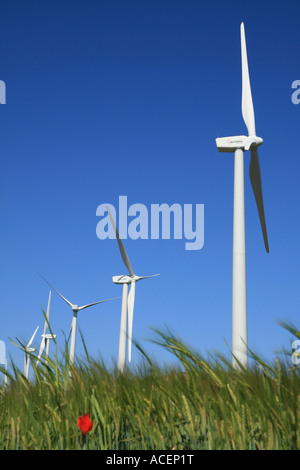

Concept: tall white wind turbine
[[215, 22, 269, 369], [106, 206, 159, 372], [17, 326, 39, 379], [38, 273, 119, 366], [37, 291, 56, 364]]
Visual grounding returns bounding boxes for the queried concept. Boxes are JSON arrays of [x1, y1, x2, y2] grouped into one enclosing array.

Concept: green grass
[[0, 323, 299, 450]]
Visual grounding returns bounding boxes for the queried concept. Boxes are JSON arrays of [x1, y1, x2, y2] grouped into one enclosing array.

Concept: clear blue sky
[[0, 0, 299, 374]]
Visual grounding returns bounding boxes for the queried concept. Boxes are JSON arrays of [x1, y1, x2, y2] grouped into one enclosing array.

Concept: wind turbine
[[38, 272, 119, 366], [106, 206, 159, 372], [37, 291, 56, 364], [215, 22, 269, 369], [17, 326, 39, 379]]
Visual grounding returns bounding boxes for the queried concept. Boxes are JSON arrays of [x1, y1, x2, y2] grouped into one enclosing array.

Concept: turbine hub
[[244, 135, 263, 150]]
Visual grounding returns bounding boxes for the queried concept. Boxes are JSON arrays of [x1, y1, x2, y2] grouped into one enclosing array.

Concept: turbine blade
[[250, 148, 269, 253], [46, 291, 51, 320], [27, 326, 39, 348], [37, 272, 73, 308], [43, 291, 51, 335], [127, 281, 136, 363], [137, 274, 160, 281], [77, 297, 120, 311], [38, 337, 45, 360], [106, 206, 135, 277], [241, 22, 256, 136]]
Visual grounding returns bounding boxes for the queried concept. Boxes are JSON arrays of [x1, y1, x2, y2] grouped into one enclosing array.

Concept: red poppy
[[77, 413, 93, 435]]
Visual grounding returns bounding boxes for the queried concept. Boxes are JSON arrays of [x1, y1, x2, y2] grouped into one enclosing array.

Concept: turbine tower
[[106, 206, 159, 372], [38, 273, 118, 366], [215, 23, 269, 369], [37, 291, 56, 364]]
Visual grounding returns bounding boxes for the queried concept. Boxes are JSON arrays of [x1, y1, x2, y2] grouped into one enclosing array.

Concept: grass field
[[0, 322, 299, 450]]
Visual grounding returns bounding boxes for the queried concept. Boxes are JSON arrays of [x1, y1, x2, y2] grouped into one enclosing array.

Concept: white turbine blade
[[137, 274, 160, 281], [241, 22, 256, 136], [46, 291, 51, 321], [77, 297, 120, 311], [127, 281, 136, 363], [106, 206, 135, 277], [249, 148, 269, 253], [37, 337, 46, 360], [37, 272, 73, 308], [43, 291, 51, 335], [27, 326, 39, 348]]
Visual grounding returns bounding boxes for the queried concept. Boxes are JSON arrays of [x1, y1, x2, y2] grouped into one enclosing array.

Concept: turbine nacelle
[[216, 135, 263, 153], [112, 275, 132, 284], [112, 274, 157, 284], [41, 333, 57, 340]]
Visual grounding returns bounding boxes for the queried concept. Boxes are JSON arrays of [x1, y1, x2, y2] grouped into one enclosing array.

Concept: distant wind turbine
[[38, 272, 119, 366], [215, 23, 269, 369], [106, 206, 159, 372], [37, 291, 56, 364], [17, 326, 39, 379]]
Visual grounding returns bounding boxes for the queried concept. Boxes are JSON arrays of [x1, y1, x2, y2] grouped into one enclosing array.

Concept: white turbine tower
[[38, 273, 119, 366], [106, 206, 159, 372], [37, 291, 56, 364], [17, 326, 39, 379], [216, 22, 269, 369]]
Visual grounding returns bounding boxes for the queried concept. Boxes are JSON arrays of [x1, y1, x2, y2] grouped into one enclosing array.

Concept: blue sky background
[[0, 0, 299, 375]]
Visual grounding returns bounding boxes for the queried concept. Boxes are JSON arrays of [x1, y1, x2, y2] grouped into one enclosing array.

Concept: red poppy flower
[[77, 413, 93, 435]]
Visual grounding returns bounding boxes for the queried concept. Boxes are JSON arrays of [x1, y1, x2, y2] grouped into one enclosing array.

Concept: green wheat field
[[0, 320, 299, 450]]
